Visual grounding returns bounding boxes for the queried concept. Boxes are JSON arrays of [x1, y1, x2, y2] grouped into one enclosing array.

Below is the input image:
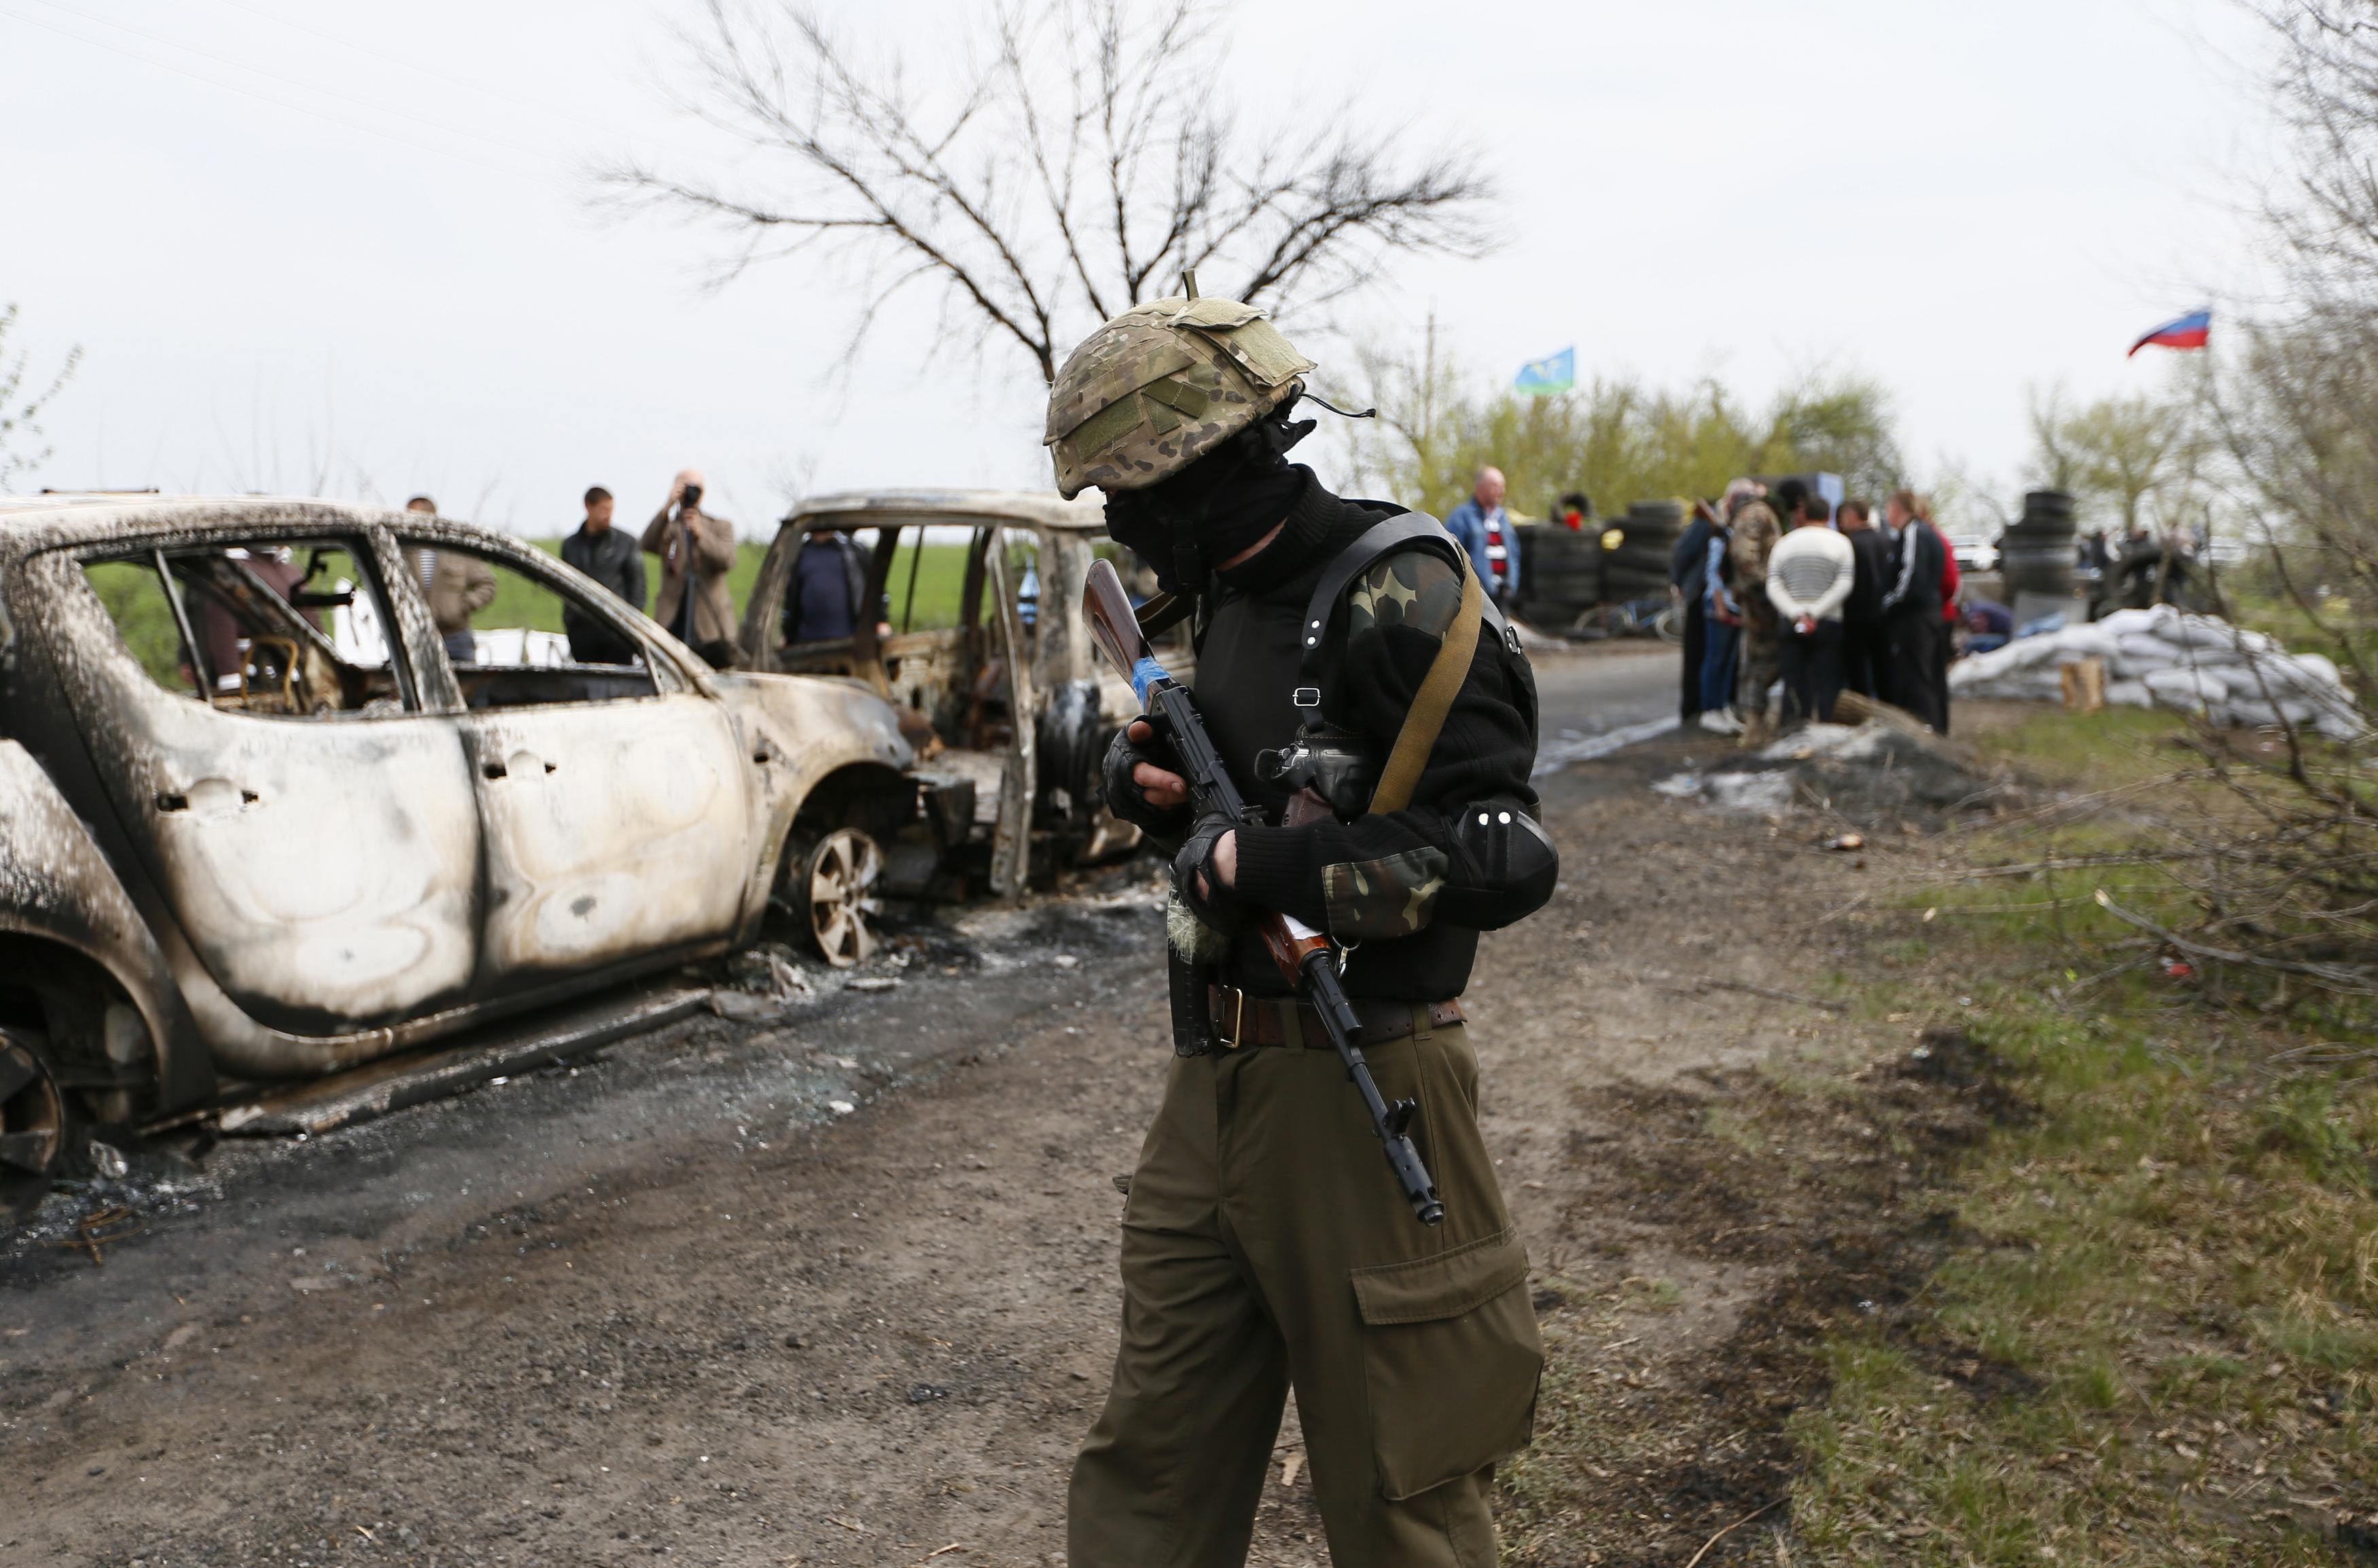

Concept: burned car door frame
[[738, 493, 1150, 893], [743, 510, 1037, 893], [388, 529, 765, 992], [44, 529, 487, 1065]]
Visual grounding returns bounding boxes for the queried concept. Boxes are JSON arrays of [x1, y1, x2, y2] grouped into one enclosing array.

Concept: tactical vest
[[1190, 509, 1533, 1003]]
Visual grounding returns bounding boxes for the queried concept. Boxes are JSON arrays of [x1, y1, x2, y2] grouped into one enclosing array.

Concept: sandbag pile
[[1949, 604, 2363, 740]]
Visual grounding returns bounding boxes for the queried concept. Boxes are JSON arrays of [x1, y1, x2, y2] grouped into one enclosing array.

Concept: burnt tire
[[798, 827, 885, 968], [0, 1031, 66, 1225]]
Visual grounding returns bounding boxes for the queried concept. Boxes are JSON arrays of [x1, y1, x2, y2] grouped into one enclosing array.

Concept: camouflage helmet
[[1044, 294, 1316, 499]]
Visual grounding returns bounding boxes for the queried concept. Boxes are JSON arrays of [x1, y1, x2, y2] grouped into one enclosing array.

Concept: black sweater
[[1156, 478, 1552, 997]]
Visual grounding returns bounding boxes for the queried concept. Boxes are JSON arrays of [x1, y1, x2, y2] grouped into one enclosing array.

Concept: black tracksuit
[[1877, 520, 1949, 730], [1842, 528, 1891, 698]]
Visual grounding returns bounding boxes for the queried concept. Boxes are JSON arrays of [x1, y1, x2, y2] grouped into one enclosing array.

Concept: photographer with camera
[[640, 467, 739, 667]]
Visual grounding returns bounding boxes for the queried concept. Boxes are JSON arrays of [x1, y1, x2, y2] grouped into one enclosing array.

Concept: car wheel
[[0, 1031, 66, 1224], [803, 827, 884, 968]]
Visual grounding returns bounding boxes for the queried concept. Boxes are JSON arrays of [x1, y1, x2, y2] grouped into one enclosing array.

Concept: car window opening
[[395, 538, 660, 711], [84, 540, 414, 718]]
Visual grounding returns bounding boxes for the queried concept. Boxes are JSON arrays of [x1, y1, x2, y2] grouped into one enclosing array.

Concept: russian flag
[[2129, 308, 2211, 357]]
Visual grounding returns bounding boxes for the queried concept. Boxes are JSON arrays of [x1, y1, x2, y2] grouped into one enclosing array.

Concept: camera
[[679, 482, 703, 510]]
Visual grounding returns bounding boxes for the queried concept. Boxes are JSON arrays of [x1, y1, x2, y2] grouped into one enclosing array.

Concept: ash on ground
[[1653, 719, 2017, 832]]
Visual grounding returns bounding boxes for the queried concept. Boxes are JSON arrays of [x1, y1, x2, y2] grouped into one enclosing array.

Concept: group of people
[[393, 471, 891, 673], [558, 469, 740, 666], [1673, 478, 1957, 741], [391, 471, 741, 667]]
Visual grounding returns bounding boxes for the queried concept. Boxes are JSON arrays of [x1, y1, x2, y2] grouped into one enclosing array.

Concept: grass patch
[[477, 537, 777, 635], [1780, 711, 2378, 1563], [476, 537, 983, 639]]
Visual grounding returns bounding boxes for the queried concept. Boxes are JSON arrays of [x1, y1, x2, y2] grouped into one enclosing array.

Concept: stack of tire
[[1998, 490, 2078, 602], [1519, 500, 1685, 629]]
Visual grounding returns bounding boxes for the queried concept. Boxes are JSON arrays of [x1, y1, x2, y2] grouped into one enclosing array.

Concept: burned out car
[[736, 490, 1180, 894], [0, 494, 923, 1223]]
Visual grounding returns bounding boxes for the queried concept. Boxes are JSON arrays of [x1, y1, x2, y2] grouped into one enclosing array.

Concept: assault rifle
[[1082, 558, 1444, 1226]]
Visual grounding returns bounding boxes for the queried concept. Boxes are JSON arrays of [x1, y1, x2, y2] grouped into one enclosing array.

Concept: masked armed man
[[1045, 293, 1557, 1567]]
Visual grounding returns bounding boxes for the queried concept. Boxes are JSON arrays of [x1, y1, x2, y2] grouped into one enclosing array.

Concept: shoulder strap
[[1296, 514, 1466, 674], [1369, 563, 1484, 815], [1297, 511, 1514, 673], [1283, 510, 1495, 817]]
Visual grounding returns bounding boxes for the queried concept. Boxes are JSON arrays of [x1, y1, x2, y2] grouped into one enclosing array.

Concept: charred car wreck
[[0, 495, 926, 1224], [737, 489, 1177, 895]]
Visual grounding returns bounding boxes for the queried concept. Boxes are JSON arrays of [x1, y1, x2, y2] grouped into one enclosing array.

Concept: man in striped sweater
[[1764, 496, 1857, 726]]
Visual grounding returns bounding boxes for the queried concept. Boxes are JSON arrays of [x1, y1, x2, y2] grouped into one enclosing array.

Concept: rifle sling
[[1368, 560, 1485, 816]]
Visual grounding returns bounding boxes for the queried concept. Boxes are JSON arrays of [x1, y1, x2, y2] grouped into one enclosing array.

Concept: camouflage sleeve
[[1228, 543, 1550, 941], [1345, 550, 1465, 647], [1728, 504, 1778, 586]]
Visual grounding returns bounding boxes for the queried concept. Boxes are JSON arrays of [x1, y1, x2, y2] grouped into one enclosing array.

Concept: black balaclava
[[1103, 397, 1317, 594]]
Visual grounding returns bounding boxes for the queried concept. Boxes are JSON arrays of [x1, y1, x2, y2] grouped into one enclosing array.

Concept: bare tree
[[2003, 0, 2378, 1012], [2217, 1, 2378, 680], [0, 304, 82, 491], [603, 0, 1496, 385]]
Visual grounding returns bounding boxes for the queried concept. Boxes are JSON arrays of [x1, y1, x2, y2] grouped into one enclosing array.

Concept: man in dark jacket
[[1672, 500, 1718, 722], [1838, 498, 1889, 698], [1046, 291, 1552, 1568], [1877, 490, 1950, 730], [559, 486, 646, 665], [779, 524, 876, 645]]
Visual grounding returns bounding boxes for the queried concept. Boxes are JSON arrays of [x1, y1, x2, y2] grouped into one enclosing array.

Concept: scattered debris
[[828, 1101, 857, 1116], [1654, 770, 1796, 819], [1826, 832, 1865, 851], [41, 1204, 143, 1266], [1661, 717, 2014, 832], [220, 986, 706, 1137], [726, 944, 815, 1001], [1643, 969, 1848, 1012], [847, 977, 901, 993], [707, 991, 794, 1024], [86, 1141, 128, 1179]]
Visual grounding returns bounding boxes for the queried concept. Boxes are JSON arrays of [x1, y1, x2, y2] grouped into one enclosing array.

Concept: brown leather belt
[[1207, 984, 1466, 1050]]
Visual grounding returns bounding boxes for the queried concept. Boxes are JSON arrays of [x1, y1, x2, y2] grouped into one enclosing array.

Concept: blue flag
[[1515, 346, 1575, 396]]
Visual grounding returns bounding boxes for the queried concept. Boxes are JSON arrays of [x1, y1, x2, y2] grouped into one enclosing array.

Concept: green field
[[81, 535, 1004, 683], [485, 537, 982, 637]]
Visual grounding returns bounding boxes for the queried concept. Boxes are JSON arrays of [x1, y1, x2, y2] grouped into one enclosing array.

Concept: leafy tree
[[1768, 371, 1904, 501], [1341, 346, 1899, 521], [2027, 385, 2192, 536]]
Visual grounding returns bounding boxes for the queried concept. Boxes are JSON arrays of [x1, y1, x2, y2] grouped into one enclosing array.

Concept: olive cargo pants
[[1069, 1018, 1542, 1567]]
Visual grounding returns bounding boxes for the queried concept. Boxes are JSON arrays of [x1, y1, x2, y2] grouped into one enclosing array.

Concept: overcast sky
[[1, 0, 2279, 535]]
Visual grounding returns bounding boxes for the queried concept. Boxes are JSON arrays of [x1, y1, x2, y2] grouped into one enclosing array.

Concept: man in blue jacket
[[1444, 465, 1520, 607]]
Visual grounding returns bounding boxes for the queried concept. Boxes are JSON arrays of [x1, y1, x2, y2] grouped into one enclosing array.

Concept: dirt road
[[1, 644, 1892, 1567]]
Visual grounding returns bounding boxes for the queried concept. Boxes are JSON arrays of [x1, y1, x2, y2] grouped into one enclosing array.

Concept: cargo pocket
[[1349, 1225, 1544, 1501]]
